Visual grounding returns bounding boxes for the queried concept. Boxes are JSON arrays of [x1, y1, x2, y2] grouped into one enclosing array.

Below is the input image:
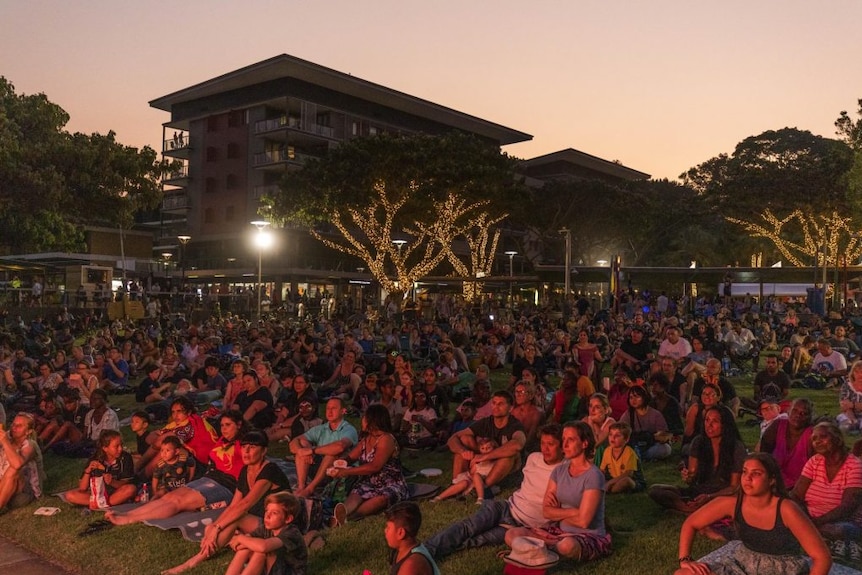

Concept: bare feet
[[161, 554, 204, 575], [104, 511, 131, 525]]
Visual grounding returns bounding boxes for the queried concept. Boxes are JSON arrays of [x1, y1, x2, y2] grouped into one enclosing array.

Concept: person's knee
[[554, 537, 581, 559]]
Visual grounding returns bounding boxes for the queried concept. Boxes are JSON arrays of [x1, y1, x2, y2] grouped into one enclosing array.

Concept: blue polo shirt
[[303, 419, 358, 449]]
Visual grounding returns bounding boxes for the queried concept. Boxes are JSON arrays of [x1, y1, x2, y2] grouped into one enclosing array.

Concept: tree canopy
[[262, 132, 524, 296], [0, 77, 167, 254]]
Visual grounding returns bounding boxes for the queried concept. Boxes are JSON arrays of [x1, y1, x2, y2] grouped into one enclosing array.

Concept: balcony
[[254, 116, 336, 139], [161, 193, 190, 213], [252, 149, 317, 169], [163, 134, 190, 159], [163, 166, 189, 186]]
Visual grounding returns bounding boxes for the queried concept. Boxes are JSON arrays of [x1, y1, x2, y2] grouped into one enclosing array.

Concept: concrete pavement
[[0, 535, 76, 575]]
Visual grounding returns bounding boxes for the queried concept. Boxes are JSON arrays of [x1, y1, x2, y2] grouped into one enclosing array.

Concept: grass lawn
[[0, 373, 852, 575]]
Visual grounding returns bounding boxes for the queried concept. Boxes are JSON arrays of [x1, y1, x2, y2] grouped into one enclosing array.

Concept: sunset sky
[[2, 1, 860, 180]]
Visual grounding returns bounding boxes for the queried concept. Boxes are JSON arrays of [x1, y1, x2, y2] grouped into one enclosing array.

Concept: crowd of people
[[1, 289, 862, 574]]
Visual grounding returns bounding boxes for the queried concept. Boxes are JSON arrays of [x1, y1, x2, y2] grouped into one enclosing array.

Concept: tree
[[0, 77, 167, 254], [835, 98, 862, 220], [262, 133, 523, 297]]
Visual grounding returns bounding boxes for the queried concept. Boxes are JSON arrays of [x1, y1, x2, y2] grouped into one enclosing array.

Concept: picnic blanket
[[699, 541, 862, 575], [56, 457, 437, 542]]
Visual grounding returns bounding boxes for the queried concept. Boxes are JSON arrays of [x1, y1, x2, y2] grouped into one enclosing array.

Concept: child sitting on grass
[[152, 436, 195, 499], [432, 438, 497, 503], [599, 421, 646, 494], [129, 411, 155, 474], [225, 491, 308, 575], [64, 429, 137, 507]]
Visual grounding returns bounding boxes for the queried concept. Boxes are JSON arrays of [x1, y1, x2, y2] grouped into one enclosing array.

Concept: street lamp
[[177, 235, 191, 291], [559, 228, 572, 301], [505, 251, 517, 305], [251, 221, 272, 320], [161, 252, 173, 277]]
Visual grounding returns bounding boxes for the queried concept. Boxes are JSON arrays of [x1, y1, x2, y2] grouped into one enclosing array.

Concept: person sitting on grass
[[619, 384, 673, 461], [504, 421, 612, 564], [152, 436, 195, 499], [224, 491, 308, 575], [424, 424, 564, 559], [289, 397, 358, 497], [107, 410, 245, 525], [756, 398, 813, 489], [675, 452, 831, 575], [136, 363, 172, 404], [0, 412, 44, 512], [446, 390, 526, 493], [64, 429, 137, 507], [161, 430, 290, 575], [599, 422, 646, 494], [432, 438, 497, 503], [140, 396, 218, 478], [325, 404, 408, 522], [385, 501, 440, 575], [399, 390, 441, 449], [649, 406, 746, 514], [42, 389, 88, 450]]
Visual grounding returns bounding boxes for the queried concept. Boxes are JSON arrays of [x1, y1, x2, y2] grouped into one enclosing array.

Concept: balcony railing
[[252, 149, 316, 166], [163, 134, 190, 152], [161, 194, 190, 211], [164, 166, 188, 180], [253, 116, 335, 138]]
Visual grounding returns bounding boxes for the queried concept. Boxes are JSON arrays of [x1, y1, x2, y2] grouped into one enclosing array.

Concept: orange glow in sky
[[2, 1, 860, 179]]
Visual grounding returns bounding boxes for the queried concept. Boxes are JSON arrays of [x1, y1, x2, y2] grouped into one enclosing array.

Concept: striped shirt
[[800, 453, 862, 518]]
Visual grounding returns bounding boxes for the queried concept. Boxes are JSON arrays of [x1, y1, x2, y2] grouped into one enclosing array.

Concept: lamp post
[[505, 251, 517, 305], [251, 221, 272, 321], [161, 252, 173, 277], [177, 235, 191, 293], [560, 228, 572, 302]]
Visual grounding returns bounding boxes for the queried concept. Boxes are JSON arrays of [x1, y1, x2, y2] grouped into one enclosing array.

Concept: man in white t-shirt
[[657, 327, 692, 361], [811, 338, 848, 388], [424, 424, 563, 558]]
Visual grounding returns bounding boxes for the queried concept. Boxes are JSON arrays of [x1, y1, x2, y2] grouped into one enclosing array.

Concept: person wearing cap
[[290, 397, 359, 497], [162, 430, 290, 574]]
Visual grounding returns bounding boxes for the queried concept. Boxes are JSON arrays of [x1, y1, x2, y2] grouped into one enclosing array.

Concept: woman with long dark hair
[[675, 453, 830, 575], [649, 406, 745, 514]]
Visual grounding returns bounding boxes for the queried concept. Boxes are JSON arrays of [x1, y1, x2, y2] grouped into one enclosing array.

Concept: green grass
[[0, 373, 854, 575]]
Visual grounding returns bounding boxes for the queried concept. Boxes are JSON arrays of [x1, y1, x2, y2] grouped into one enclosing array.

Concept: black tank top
[[734, 494, 801, 556]]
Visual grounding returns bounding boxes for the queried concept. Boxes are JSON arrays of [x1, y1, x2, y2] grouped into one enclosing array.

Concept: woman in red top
[[107, 411, 244, 526]]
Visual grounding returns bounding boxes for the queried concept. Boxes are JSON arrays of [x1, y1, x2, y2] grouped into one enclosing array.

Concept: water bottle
[[721, 353, 731, 374], [409, 422, 421, 446], [140, 484, 149, 503]]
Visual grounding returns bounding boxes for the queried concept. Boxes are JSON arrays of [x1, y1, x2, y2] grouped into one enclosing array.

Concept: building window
[[369, 126, 378, 136], [226, 174, 238, 189], [227, 142, 240, 159], [206, 146, 218, 162], [205, 177, 217, 194], [225, 205, 235, 222], [228, 110, 245, 127], [207, 116, 219, 132], [204, 207, 215, 223]]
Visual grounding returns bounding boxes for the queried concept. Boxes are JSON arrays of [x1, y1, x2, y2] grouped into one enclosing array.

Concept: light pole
[[251, 221, 272, 321], [161, 252, 173, 277], [560, 228, 572, 301], [505, 251, 517, 305], [177, 235, 191, 294]]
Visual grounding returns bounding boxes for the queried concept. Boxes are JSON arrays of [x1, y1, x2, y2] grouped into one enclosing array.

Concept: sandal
[[77, 519, 114, 537]]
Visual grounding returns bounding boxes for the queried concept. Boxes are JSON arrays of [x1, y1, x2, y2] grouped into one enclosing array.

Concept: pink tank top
[[773, 419, 812, 488]]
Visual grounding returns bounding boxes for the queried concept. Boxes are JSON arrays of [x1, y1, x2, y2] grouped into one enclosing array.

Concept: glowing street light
[[505, 251, 517, 303], [177, 235, 191, 289], [251, 221, 272, 320], [161, 252, 173, 276]]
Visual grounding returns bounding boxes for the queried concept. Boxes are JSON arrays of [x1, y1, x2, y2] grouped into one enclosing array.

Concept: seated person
[[790, 421, 862, 560], [649, 406, 746, 514], [837, 359, 862, 434], [64, 429, 137, 507], [690, 358, 739, 417], [675, 452, 831, 575], [446, 391, 526, 493], [152, 436, 196, 498], [232, 369, 276, 431], [371, 377, 405, 431], [432, 438, 498, 503], [289, 397, 359, 497], [0, 413, 44, 512], [810, 338, 848, 389], [741, 355, 791, 412], [42, 389, 89, 450], [757, 398, 813, 488], [648, 373, 684, 437], [399, 390, 441, 449], [504, 421, 612, 563], [107, 410, 245, 525], [424, 424, 564, 558], [162, 430, 290, 575], [141, 396, 218, 478], [510, 381, 544, 450], [325, 404, 408, 521], [619, 384, 672, 461], [600, 422, 646, 494], [552, 363, 594, 424], [611, 327, 654, 372], [136, 363, 173, 404], [384, 502, 440, 575]]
